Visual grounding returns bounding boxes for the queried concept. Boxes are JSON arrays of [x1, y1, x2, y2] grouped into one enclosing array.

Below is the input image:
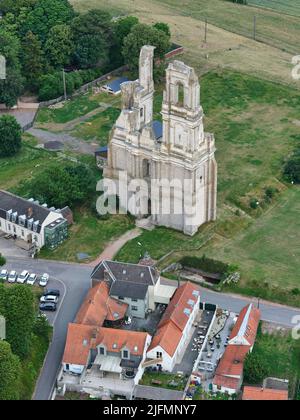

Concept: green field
[[248, 0, 300, 17]]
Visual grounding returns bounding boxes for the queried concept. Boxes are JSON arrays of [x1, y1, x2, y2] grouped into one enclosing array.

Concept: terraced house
[[0, 190, 72, 250]]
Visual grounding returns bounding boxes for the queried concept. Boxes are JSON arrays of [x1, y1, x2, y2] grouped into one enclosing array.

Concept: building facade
[[0, 190, 71, 250], [104, 45, 217, 236]]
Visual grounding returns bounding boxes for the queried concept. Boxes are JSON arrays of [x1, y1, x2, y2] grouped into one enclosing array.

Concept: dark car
[[43, 289, 60, 297], [39, 302, 57, 312]]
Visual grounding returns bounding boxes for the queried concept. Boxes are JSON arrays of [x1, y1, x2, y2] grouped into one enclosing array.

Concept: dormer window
[[12, 212, 18, 223], [6, 210, 12, 221], [122, 349, 129, 359]]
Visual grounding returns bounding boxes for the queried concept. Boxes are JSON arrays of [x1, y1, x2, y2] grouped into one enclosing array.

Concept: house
[[75, 282, 128, 328], [242, 386, 288, 401], [212, 304, 261, 395], [101, 77, 129, 95], [0, 190, 72, 250], [146, 282, 201, 371], [62, 324, 151, 384], [91, 260, 176, 319]]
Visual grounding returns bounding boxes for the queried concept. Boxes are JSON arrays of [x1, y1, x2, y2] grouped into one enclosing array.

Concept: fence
[[39, 65, 129, 108]]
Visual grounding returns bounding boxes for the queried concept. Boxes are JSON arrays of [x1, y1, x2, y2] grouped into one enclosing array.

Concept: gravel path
[[28, 127, 98, 155]]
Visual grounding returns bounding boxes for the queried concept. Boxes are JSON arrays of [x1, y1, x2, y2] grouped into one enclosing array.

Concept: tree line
[[0, 0, 171, 105], [0, 283, 51, 400]]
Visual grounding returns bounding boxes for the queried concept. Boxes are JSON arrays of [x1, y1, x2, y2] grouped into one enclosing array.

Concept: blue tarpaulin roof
[[152, 120, 163, 141], [105, 77, 129, 93]]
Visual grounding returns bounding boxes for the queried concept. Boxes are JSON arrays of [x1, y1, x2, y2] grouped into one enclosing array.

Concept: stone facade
[[104, 46, 217, 236]]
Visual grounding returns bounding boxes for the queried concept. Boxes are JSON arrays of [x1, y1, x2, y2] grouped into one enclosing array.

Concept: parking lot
[[0, 263, 65, 326]]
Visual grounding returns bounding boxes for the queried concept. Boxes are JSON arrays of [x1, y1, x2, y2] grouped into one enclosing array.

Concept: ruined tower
[[104, 46, 217, 236]]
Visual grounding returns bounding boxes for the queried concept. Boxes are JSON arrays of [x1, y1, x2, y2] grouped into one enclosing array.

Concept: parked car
[[39, 273, 49, 287], [43, 289, 60, 297], [8, 270, 18, 283], [39, 302, 57, 312], [17, 270, 29, 284], [0, 269, 8, 281], [40, 295, 58, 304], [27, 273, 37, 285]]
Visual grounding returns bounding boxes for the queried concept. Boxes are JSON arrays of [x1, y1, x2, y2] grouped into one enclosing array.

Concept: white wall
[[63, 363, 85, 375]]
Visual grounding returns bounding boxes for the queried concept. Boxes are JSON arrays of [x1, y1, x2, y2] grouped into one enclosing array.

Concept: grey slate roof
[[0, 190, 51, 232], [91, 260, 159, 301], [133, 385, 184, 401], [110, 281, 148, 300]]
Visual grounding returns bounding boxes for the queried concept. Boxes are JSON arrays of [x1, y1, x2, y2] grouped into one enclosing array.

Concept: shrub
[[179, 255, 229, 274], [250, 197, 260, 209]]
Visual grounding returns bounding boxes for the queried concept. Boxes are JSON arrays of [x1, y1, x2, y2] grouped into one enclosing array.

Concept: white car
[[8, 270, 18, 283], [27, 273, 37, 285], [17, 270, 29, 284], [40, 295, 58, 304], [0, 269, 8, 281], [39, 273, 49, 287]]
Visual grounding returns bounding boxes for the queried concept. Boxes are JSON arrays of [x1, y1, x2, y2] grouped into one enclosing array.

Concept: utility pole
[[62, 68, 67, 101], [204, 19, 208, 43], [253, 15, 257, 41]]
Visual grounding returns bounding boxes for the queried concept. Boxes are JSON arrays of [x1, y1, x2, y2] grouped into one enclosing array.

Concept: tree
[[0, 29, 23, 107], [122, 23, 170, 73], [45, 24, 74, 68], [4, 285, 35, 359], [284, 148, 300, 183], [109, 16, 139, 68], [21, 31, 44, 90], [23, 163, 96, 208], [153, 22, 171, 38], [244, 352, 270, 384], [0, 254, 6, 266], [71, 9, 113, 69], [22, 0, 75, 43], [0, 340, 21, 400], [0, 115, 22, 158]]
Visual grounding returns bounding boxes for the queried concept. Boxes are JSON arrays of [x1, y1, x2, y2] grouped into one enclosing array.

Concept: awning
[[94, 355, 122, 374]]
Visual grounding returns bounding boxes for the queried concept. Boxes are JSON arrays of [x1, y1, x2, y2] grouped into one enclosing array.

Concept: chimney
[[27, 207, 33, 218]]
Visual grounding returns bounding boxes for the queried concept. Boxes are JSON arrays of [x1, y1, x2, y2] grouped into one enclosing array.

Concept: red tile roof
[[63, 325, 149, 366], [213, 304, 261, 393], [148, 321, 182, 357], [148, 282, 200, 357], [159, 282, 200, 332], [213, 375, 241, 391], [95, 328, 149, 356], [229, 304, 260, 347], [63, 323, 95, 366], [215, 345, 249, 378], [242, 386, 288, 401], [75, 282, 128, 326]]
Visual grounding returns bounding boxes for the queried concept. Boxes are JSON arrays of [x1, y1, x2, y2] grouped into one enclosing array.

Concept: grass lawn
[[248, 0, 300, 17], [39, 208, 134, 262], [0, 143, 60, 191], [244, 326, 300, 398], [139, 371, 187, 391], [35, 91, 120, 125], [71, 107, 120, 145]]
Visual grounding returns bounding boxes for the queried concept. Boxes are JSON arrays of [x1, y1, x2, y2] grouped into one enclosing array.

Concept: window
[[177, 83, 184, 106], [66, 364, 69, 371], [99, 347, 105, 355], [157, 352, 162, 359], [118, 296, 124, 301], [131, 306, 138, 311], [140, 107, 144, 118], [132, 298, 138, 303], [122, 350, 129, 359]]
